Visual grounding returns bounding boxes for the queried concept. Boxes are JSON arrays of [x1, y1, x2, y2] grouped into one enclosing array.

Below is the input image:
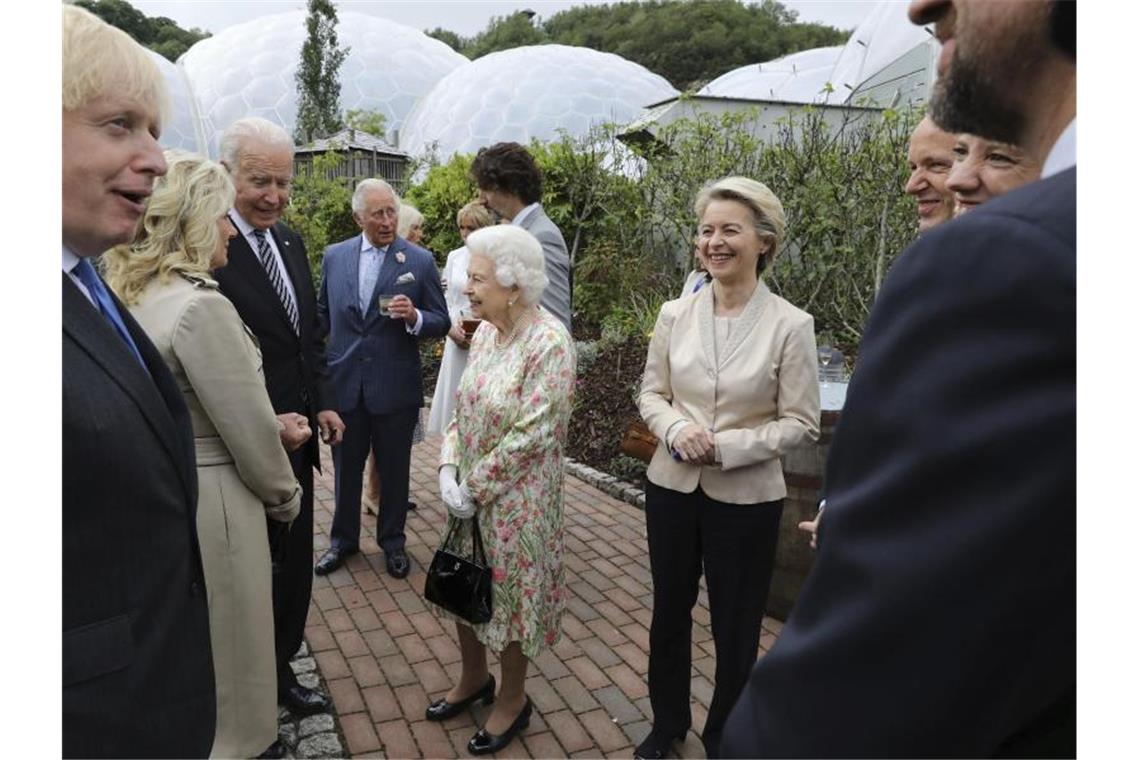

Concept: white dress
[[427, 245, 472, 435]]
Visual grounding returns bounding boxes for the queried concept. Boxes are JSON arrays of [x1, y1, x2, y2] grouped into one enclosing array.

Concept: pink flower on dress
[[544, 629, 558, 645], [492, 566, 507, 583]]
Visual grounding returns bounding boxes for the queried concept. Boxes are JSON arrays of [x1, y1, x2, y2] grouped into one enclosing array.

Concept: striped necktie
[[253, 228, 300, 335]]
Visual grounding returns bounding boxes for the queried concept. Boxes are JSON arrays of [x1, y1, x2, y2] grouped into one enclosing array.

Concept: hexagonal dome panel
[[699, 46, 844, 103], [398, 44, 677, 160], [177, 10, 468, 157], [147, 49, 206, 154]]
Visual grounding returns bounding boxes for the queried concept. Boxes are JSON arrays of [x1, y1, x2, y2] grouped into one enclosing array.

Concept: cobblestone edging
[[278, 642, 352, 759], [564, 457, 646, 509]]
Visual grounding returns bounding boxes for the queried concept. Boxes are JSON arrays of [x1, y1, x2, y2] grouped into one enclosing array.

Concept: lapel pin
[[395, 251, 406, 264]]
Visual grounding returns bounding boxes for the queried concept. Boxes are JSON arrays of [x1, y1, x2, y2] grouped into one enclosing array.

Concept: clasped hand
[[671, 423, 716, 465], [439, 465, 476, 519]]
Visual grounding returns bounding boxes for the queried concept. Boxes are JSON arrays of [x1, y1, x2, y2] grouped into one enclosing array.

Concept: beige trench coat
[[129, 272, 301, 759]]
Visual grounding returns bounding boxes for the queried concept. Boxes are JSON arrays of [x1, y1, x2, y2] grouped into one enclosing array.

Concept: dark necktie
[[72, 258, 149, 371], [253, 229, 300, 335]]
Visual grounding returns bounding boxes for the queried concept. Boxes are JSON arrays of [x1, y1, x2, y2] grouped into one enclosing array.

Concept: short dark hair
[[470, 142, 543, 204]]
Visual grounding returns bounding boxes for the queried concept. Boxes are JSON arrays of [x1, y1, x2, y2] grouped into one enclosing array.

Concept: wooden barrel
[[768, 410, 840, 620]]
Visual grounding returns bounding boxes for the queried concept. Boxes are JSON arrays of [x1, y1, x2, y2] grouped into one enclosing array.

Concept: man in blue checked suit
[[315, 179, 449, 579]]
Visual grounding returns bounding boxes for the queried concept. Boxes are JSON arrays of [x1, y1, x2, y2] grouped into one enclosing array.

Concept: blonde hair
[[63, 5, 168, 121], [457, 201, 494, 231], [397, 203, 425, 239], [104, 151, 236, 305], [694, 176, 787, 272]]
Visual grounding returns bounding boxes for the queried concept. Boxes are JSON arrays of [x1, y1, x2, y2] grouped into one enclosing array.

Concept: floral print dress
[[436, 307, 576, 657]]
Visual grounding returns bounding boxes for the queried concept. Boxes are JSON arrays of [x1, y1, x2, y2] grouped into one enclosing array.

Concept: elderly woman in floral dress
[[426, 224, 576, 756]]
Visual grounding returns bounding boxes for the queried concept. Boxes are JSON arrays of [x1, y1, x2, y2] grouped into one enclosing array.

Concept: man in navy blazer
[[62, 7, 214, 756], [722, 0, 1076, 757], [315, 179, 449, 578]]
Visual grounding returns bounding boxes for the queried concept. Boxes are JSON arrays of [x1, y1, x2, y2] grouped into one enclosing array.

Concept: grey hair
[[397, 203, 424, 238], [465, 225, 548, 306], [219, 117, 293, 169], [352, 178, 400, 215]]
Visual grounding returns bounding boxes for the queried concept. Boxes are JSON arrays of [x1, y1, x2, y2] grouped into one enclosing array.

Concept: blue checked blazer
[[317, 234, 449, 415]]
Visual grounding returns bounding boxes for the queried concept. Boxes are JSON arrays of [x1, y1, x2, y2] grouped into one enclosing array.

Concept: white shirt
[[229, 209, 299, 308], [511, 202, 541, 227], [63, 245, 94, 305], [359, 233, 423, 334], [1041, 119, 1076, 179]]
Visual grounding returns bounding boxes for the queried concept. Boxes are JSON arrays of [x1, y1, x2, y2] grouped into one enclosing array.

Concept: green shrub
[[282, 150, 357, 280]]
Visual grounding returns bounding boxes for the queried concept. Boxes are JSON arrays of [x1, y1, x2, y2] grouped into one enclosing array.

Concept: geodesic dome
[[178, 10, 468, 157], [397, 44, 677, 161], [699, 46, 844, 103], [147, 49, 207, 155]]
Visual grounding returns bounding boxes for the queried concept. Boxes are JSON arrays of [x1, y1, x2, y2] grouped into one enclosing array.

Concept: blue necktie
[[72, 258, 148, 371], [359, 245, 383, 312]]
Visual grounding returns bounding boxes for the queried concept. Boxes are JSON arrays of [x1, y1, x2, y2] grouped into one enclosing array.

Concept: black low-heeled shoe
[[424, 676, 496, 721], [467, 697, 532, 755], [633, 725, 689, 759]]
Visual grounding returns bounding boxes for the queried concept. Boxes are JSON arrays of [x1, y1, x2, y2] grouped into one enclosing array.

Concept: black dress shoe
[[257, 739, 287, 759], [633, 725, 689, 759], [279, 684, 331, 715], [386, 548, 410, 578], [314, 546, 357, 576], [467, 697, 532, 755], [407, 500, 417, 510], [425, 676, 496, 721]]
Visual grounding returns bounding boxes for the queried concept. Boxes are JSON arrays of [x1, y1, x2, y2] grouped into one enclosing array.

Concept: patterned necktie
[[253, 229, 300, 335], [72, 258, 149, 371]]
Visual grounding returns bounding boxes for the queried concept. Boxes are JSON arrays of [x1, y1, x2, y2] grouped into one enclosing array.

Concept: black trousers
[[330, 404, 419, 555], [645, 481, 783, 758], [274, 447, 315, 693]]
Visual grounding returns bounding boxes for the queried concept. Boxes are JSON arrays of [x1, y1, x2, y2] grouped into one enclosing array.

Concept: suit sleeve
[[637, 301, 690, 441], [172, 292, 301, 522], [715, 316, 821, 469], [415, 255, 450, 339], [535, 228, 572, 329], [721, 212, 1076, 757], [295, 234, 333, 410]]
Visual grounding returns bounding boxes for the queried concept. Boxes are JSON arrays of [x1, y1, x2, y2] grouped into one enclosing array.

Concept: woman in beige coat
[[104, 152, 302, 760], [635, 176, 821, 760]]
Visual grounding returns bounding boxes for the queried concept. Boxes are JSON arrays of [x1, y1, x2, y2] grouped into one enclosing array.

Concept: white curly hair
[[465, 225, 548, 306]]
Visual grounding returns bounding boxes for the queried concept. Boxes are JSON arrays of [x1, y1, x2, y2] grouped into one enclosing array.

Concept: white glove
[[439, 465, 474, 519]]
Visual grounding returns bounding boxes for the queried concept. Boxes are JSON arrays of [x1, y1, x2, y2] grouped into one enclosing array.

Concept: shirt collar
[[361, 233, 388, 255], [62, 245, 81, 274], [512, 202, 541, 227], [1041, 118, 1076, 178], [229, 208, 268, 241]]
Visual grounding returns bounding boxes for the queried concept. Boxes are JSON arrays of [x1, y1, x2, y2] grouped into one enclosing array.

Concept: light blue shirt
[[357, 234, 423, 334]]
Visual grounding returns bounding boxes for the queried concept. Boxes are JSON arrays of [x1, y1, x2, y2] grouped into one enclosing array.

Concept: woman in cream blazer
[[104, 152, 302, 760], [635, 177, 820, 760]]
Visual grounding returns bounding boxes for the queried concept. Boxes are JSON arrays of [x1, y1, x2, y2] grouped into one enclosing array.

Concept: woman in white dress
[[427, 201, 496, 435]]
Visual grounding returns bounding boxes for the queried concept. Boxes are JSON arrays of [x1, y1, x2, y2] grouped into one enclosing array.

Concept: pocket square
[[395, 272, 416, 285]]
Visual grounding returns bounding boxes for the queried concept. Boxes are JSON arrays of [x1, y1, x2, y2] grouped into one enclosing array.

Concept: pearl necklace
[[494, 305, 538, 348]]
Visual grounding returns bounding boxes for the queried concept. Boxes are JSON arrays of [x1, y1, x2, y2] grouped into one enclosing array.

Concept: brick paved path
[[305, 438, 783, 758]]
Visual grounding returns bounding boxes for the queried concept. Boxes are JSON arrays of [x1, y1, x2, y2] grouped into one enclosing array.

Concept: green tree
[[425, 27, 466, 53], [294, 0, 349, 144], [344, 108, 388, 140], [281, 152, 357, 280], [463, 12, 548, 59], [402, 153, 479, 262], [74, 0, 210, 62]]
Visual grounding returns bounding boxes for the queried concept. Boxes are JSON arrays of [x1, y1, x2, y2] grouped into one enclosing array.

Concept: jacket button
[[190, 581, 203, 597]]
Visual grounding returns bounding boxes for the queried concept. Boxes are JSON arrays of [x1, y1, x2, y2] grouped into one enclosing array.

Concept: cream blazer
[[638, 279, 821, 504]]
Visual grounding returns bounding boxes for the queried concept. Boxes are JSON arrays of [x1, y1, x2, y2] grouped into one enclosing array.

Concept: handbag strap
[[440, 513, 489, 567]]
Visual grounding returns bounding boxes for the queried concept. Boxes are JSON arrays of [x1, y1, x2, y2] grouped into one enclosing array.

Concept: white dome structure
[[699, 46, 844, 103], [148, 50, 207, 155], [695, 1, 935, 108], [178, 10, 468, 157], [398, 44, 677, 160]]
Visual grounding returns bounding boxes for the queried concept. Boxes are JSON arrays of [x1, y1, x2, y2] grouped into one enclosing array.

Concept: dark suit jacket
[[318, 233, 449, 415], [722, 168, 1076, 758], [214, 220, 331, 471], [63, 274, 215, 758]]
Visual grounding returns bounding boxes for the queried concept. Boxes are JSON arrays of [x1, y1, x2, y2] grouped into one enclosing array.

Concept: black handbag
[[424, 514, 493, 624]]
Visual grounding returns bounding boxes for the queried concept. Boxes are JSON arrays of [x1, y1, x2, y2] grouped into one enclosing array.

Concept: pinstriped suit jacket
[[317, 234, 449, 415]]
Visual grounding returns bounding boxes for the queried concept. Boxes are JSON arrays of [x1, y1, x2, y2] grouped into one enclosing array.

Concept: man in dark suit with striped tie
[[62, 6, 215, 756], [214, 117, 345, 718]]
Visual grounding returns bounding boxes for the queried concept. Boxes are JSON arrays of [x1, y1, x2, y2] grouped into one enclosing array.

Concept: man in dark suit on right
[[723, 1, 1075, 757]]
